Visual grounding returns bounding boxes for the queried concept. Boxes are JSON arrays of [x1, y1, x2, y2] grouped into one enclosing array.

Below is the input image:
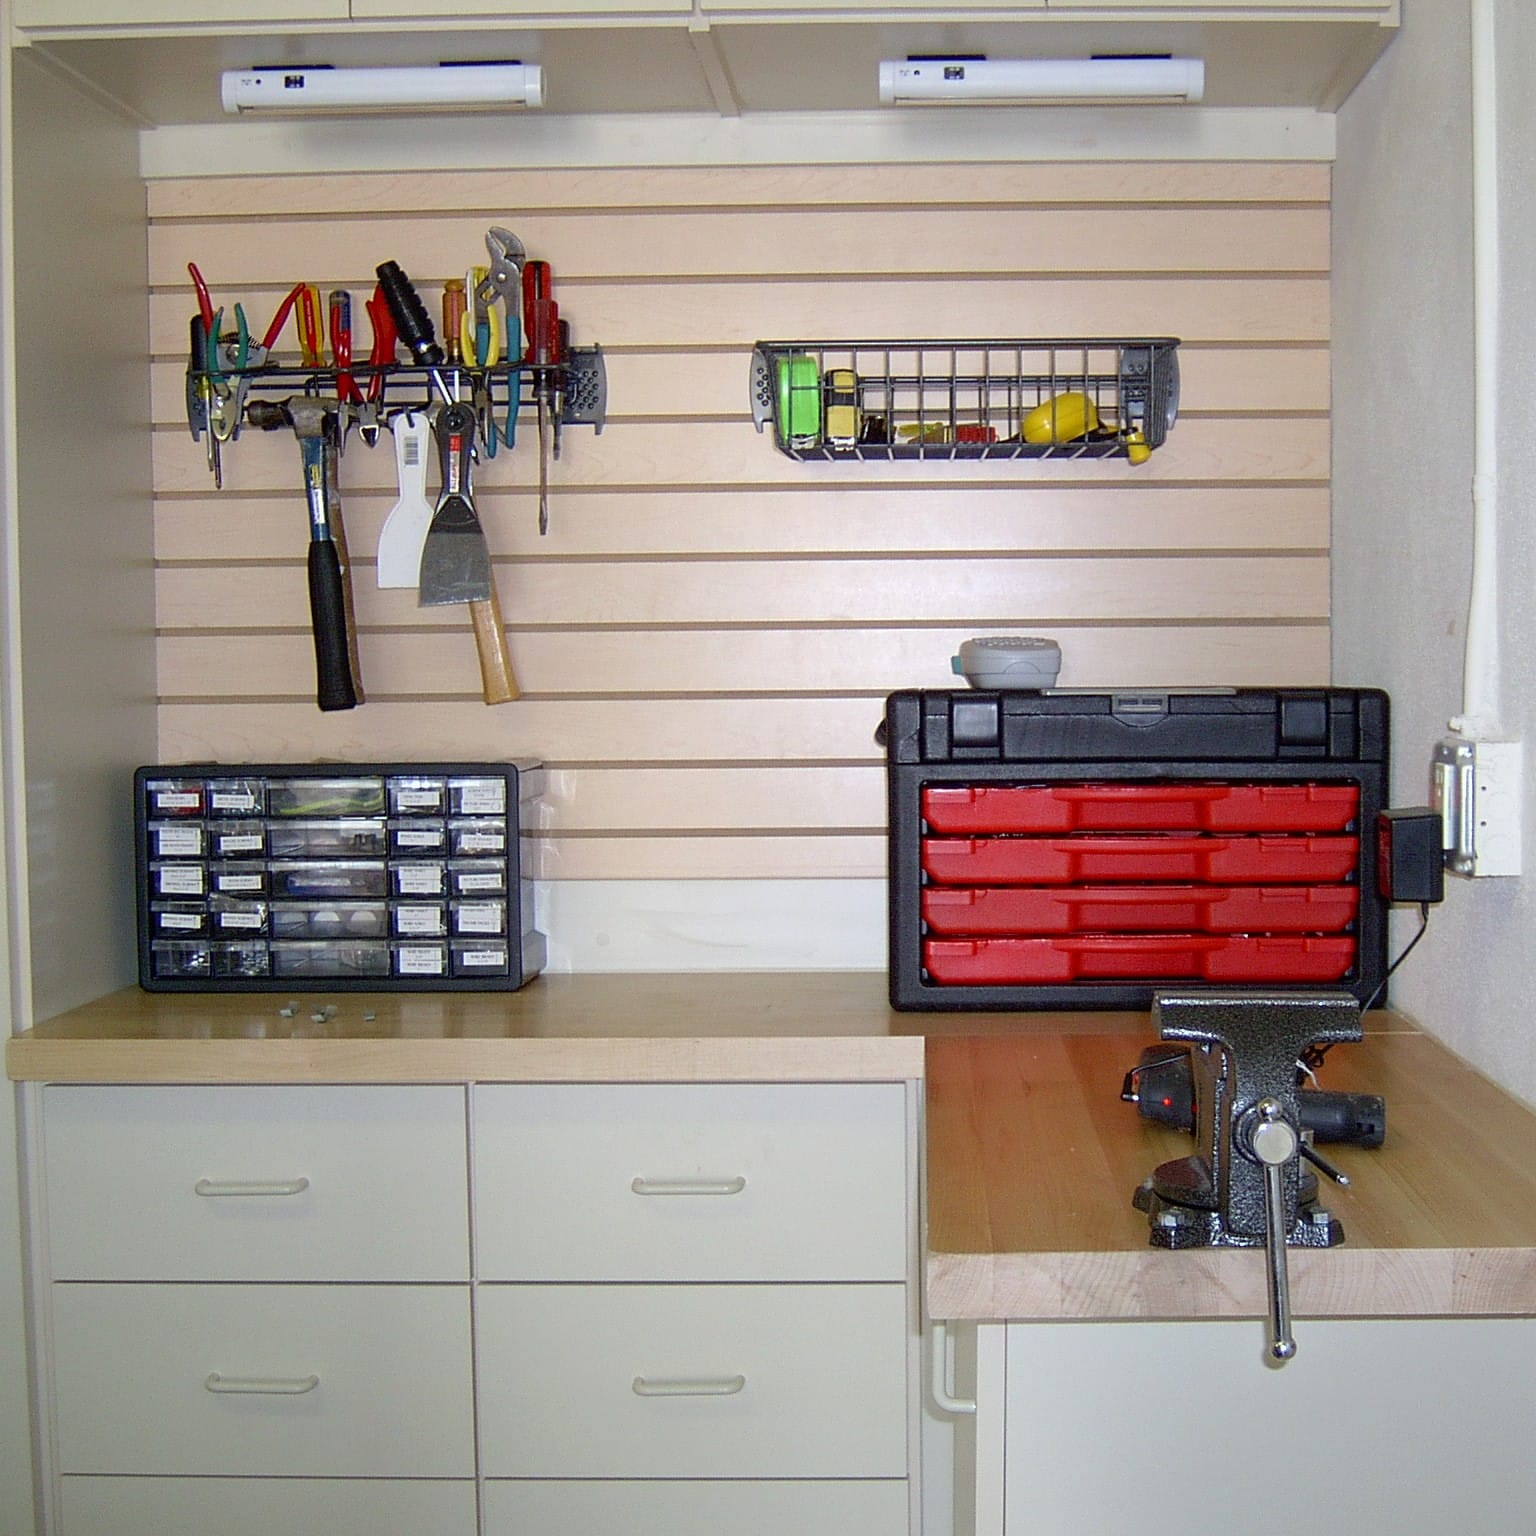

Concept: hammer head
[[247, 396, 337, 439]]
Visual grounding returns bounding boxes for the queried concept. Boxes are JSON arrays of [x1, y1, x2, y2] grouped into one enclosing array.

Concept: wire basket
[[749, 337, 1179, 462]]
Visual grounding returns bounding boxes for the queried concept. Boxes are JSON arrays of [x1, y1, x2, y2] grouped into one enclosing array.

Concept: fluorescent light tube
[[878, 57, 1204, 106], [221, 63, 545, 115]]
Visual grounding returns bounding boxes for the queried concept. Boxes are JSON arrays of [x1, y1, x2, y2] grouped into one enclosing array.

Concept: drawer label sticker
[[157, 866, 205, 895], [456, 903, 502, 934], [154, 826, 204, 856], [395, 788, 444, 811], [153, 790, 201, 812], [397, 946, 446, 975], [397, 906, 446, 936], [397, 865, 446, 895], [397, 828, 443, 848]]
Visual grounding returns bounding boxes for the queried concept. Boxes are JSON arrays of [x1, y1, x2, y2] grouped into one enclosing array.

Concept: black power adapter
[[1376, 807, 1445, 905]]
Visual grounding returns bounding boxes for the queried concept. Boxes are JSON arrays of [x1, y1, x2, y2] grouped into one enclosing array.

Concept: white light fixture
[[878, 57, 1205, 107], [221, 62, 545, 115]]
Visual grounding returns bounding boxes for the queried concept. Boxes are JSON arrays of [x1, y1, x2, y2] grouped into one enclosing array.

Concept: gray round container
[[951, 637, 1062, 690]]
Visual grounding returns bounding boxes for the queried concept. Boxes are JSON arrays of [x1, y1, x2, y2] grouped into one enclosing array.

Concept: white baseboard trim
[[537, 878, 887, 973], [141, 106, 1334, 179]]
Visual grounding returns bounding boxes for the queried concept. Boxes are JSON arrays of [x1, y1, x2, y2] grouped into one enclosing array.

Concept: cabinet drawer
[[51, 1283, 474, 1477], [471, 1082, 909, 1280], [59, 1477, 476, 1536], [476, 1283, 909, 1478], [42, 1085, 468, 1280], [483, 1478, 910, 1536]]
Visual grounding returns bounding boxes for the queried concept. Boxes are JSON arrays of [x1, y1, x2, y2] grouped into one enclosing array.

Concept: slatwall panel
[[146, 162, 1330, 883]]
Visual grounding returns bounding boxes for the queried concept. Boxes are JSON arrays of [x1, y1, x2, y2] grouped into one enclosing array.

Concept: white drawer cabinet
[[30, 1073, 921, 1534], [477, 1282, 909, 1478], [483, 1477, 912, 1536], [60, 1477, 477, 1536], [41, 1085, 470, 1281], [51, 1283, 475, 1477], [472, 1081, 909, 1280]]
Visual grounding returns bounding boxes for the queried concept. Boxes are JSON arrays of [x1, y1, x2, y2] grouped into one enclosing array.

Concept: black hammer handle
[[299, 433, 359, 711], [308, 539, 358, 711]]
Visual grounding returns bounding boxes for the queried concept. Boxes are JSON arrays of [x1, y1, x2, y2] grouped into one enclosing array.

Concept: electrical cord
[[1301, 902, 1432, 1073]]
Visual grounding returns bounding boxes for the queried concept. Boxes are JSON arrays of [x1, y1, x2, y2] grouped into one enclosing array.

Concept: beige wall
[[1334, 0, 1536, 1109], [151, 161, 1331, 916]]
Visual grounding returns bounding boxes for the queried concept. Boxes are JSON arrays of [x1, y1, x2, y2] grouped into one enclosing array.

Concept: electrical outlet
[[1432, 737, 1524, 877]]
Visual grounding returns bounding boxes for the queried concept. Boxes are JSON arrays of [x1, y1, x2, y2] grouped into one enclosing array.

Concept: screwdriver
[[522, 259, 560, 535]]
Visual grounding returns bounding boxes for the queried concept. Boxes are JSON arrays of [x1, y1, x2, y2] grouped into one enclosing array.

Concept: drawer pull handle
[[204, 1372, 320, 1396], [194, 1177, 311, 1198], [632, 1373, 746, 1398], [630, 1176, 746, 1197]]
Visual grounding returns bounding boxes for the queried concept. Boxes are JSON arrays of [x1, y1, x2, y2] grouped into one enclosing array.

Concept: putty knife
[[376, 411, 434, 588], [420, 403, 519, 703]]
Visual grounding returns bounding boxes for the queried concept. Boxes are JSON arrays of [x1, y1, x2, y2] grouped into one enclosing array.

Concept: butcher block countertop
[[9, 973, 1536, 1322]]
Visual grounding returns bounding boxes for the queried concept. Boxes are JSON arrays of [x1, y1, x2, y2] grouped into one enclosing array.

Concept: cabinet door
[[51, 1283, 474, 1478], [472, 1081, 909, 1281], [12, 1, 347, 24], [999, 1319, 1536, 1536], [42, 1084, 469, 1281], [477, 1283, 909, 1479], [60, 1478, 477, 1536]]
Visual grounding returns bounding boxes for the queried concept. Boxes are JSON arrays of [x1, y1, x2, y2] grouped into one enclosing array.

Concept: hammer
[[248, 397, 364, 711]]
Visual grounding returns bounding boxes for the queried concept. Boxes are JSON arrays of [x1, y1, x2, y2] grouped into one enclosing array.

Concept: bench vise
[[1132, 989, 1362, 1361]]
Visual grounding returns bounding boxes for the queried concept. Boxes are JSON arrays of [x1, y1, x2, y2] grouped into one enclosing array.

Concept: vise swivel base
[[1132, 990, 1363, 1360]]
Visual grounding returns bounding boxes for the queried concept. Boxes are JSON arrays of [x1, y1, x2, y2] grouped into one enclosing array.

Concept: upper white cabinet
[[1049, 2, 1393, 10], [11, 1, 346, 24], [703, 1, 1044, 10], [353, 1, 693, 15]]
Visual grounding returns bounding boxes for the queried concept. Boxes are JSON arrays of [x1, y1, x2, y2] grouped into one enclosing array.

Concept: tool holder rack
[[750, 337, 1179, 462], [186, 350, 606, 455]]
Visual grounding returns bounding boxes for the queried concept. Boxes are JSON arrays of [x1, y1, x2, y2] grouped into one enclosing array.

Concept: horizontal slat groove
[[151, 159, 1331, 890]]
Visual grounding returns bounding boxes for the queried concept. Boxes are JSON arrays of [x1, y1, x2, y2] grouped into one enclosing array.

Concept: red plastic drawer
[[921, 883, 1360, 936], [921, 783, 1360, 835], [920, 834, 1360, 886], [923, 934, 1358, 986]]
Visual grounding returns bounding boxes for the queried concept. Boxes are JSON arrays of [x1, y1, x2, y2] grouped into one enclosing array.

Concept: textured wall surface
[[1334, 0, 1536, 1107]]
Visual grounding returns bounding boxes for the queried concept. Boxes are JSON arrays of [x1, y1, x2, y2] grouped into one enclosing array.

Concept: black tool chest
[[885, 689, 1390, 1010], [136, 762, 544, 992]]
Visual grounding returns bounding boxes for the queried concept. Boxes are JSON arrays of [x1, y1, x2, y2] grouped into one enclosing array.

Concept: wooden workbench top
[[12, 974, 1536, 1321], [4, 973, 928, 1084], [926, 1025, 1536, 1322]]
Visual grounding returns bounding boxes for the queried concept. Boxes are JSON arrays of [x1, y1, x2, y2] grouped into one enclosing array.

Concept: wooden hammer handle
[[468, 581, 519, 705]]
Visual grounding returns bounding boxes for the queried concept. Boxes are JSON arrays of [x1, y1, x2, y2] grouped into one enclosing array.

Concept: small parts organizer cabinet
[[136, 762, 543, 991], [750, 338, 1180, 461], [886, 688, 1390, 1010], [35, 1079, 919, 1536]]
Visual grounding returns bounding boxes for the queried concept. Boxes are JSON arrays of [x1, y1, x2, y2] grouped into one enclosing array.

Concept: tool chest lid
[[883, 688, 1389, 765]]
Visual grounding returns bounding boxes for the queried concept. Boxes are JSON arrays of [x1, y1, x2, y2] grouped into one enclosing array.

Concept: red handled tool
[[522, 259, 561, 535]]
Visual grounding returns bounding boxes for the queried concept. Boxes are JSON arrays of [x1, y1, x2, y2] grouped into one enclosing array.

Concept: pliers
[[189, 263, 247, 443], [463, 263, 504, 458], [359, 283, 399, 446], [472, 227, 527, 454]]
